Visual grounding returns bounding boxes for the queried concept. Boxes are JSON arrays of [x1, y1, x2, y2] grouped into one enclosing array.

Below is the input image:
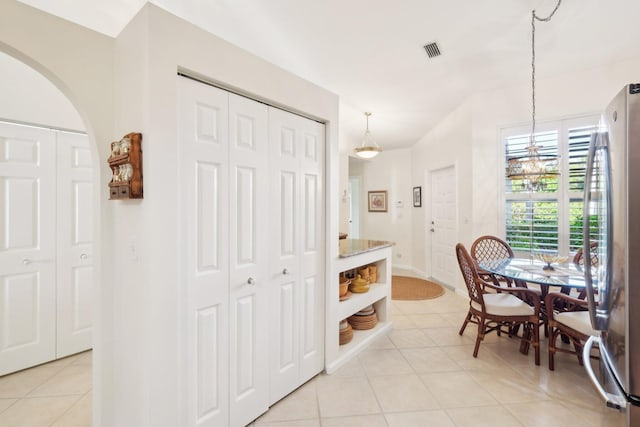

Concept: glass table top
[[478, 257, 588, 288]]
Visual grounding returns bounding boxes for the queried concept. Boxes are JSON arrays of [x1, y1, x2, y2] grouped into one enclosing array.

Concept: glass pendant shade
[[355, 112, 382, 159]]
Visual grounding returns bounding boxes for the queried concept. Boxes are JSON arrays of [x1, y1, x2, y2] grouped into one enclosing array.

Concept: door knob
[[80, 253, 88, 260], [247, 277, 256, 286], [282, 268, 289, 275], [430, 228, 435, 232]]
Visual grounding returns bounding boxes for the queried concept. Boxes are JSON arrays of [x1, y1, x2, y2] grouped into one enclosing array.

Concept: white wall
[[408, 56, 640, 292], [347, 148, 414, 268], [469, 57, 640, 237], [338, 133, 351, 234], [0, 51, 84, 130], [409, 104, 472, 288], [0, 2, 115, 425], [112, 5, 340, 426], [1, 1, 340, 426]]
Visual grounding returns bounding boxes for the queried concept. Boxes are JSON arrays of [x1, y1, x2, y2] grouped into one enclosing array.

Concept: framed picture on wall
[[368, 190, 387, 212], [413, 186, 422, 207]]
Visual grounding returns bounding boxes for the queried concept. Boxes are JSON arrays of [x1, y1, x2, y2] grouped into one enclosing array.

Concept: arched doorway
[[0, 50, 98, 374]]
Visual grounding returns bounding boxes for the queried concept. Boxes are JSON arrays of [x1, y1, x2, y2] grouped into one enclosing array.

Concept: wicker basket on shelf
[[368, 264, 378, 283], [339, 321, 353, 345], [347, 305, 378, 330]]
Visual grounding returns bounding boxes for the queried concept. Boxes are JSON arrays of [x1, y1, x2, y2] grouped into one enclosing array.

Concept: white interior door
[[179, 77, 230, 427], [268, 108, 324, 404], [268, 107, 301, 402], [56, 131, 94, 358], [296, 113, 324, 385], [228, 93, 269, 426], [429, 166, 457, 286], [0, 122, 56, 376]]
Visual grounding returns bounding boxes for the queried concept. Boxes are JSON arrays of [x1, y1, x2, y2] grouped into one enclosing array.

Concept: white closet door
[[297, 114, 325, 383], [268, 108, 325, 403], [268, 108, 301, 402], [56, 131, 94, 358], [179, 77, 230, 427], [228, 93, 269, 427], [0, 122, 56, 376]]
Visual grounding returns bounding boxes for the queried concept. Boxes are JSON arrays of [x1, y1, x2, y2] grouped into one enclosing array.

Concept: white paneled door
[[56, 131, 94, 358], [228, 93, 269, 427], [179, 76, 325, 426], [179, 78, 231, 427], [0, 123, 57, 376], [179, 79, 270, 427], [268, 108, 324, 404], [429, 166, 457, 286], [0, 123, 93, 376]]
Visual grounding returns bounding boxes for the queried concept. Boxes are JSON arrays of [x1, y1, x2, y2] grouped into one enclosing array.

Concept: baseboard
[[392, 264, 427, 278]]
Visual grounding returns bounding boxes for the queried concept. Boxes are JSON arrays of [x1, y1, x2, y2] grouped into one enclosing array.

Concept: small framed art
[[413, 186, 422, 207], [368, 190, 387, 212]]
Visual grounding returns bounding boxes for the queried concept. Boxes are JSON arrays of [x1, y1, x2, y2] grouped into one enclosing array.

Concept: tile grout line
[[47, 392, 86, 427]]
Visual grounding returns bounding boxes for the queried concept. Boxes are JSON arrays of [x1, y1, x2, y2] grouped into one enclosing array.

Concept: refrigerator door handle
[[583, 131, 611, 331], [583, 336, 627, 411]]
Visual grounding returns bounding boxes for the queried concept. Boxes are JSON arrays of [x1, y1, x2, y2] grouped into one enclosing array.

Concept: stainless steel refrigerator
[[583, 83, 640, 426]]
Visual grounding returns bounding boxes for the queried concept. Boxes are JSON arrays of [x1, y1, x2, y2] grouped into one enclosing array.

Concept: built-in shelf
[[326, 241, 393, 374], [337, 282, 389, 320]]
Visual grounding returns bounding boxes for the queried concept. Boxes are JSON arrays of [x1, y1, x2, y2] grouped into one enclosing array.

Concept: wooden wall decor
[[108, 132, 143, 199]]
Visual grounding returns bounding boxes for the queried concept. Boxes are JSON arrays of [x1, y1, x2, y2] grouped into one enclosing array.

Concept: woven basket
[[339, 323, 353, 345], [368, 264, 378, 283], [347, 312, 378, 330]]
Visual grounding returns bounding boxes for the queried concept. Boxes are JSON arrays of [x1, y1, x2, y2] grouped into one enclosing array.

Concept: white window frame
[[499, 114, 599, 257]]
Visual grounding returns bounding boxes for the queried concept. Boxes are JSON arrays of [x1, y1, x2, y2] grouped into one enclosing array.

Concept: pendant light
[[354, 112, 382, 159], [506, 0, 562, 191]]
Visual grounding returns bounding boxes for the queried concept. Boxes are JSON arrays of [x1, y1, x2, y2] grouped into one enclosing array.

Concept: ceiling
[[16, 0, 640, 150]]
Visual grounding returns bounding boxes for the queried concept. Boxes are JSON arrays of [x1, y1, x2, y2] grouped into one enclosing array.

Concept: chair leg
[[533, 321, 540, 366], [519, 324, 528, 354], [548, 327, 558, 371], [509, 323, 520, 337], [573, 342, 584, 366], [473, 319, 485, 358], [459, 311, 472, 336]]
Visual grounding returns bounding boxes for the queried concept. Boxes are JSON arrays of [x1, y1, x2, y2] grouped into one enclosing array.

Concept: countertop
[[339, 238, 394, 258]]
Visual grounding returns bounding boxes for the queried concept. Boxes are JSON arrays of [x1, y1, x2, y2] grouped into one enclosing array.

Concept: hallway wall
[[0, 1, 114, 425]]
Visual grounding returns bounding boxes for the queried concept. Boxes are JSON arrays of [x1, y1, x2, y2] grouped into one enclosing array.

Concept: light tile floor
[[250, 272, 616, 427], [0, 350, 92, 426], [0, 273, 615, 427]]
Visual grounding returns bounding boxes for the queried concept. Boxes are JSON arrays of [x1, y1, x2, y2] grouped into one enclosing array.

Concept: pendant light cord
[[531, 0, 562, 144], [529, 0, 561, 257]]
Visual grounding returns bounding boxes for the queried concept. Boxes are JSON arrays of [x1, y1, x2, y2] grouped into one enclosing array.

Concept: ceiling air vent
[[423, 42, 441, 58]]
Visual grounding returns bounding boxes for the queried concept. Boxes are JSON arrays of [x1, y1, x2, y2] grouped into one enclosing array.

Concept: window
[[502, 116, 598, 256]]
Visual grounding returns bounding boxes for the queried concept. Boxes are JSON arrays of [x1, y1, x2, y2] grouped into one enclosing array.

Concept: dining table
[[478, 257, 589, 299]]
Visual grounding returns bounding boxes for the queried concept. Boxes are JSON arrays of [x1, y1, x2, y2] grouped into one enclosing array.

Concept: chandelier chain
[[531, 0, 562, 145]]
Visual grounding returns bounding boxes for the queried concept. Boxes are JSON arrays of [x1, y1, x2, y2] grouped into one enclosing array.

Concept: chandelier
[[507, 0, 562, 191], [354, 112, 382, 159]]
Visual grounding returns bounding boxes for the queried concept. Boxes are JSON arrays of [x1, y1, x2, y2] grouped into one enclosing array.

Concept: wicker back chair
[[470, 235, 543, 302], [573, 241, 599, 268], [471, 235, 514, 263], [470, 235, 514, 286], [545, 292, 598, 370], [569, 242, 599, 299], [456, 243, 541, 364]]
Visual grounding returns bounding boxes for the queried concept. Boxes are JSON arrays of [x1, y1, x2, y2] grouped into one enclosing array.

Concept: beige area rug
[[392, 276, 445, 300]]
